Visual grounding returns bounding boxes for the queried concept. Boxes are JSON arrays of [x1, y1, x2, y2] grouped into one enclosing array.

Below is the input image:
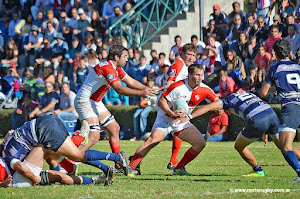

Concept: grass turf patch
[[1, 141, 300, 198]]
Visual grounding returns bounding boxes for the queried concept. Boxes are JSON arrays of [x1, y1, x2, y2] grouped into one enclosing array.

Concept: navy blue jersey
[[221, 93, 272, 120], [265, 60, 300, 106]]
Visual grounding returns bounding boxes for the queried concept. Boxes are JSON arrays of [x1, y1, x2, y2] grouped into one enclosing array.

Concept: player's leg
[[77, 117, 101, 151], [167, 136, 182, 170], [174, 125, 205, 175], [128, 129, 165, 175]]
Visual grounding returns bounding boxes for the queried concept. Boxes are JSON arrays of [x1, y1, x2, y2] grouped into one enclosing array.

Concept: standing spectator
[[205, 109, 228, 142], [169, 35, 184, 63], [285, 24, 300, 55], [10, 93, 39, 129], [217, 70, 239, 98], [265, 26, 282, 53], [254, 0, 276, 25], [75, 57, 89, 92], [31, 0, 53, 20], [209, 4, 229, 41], [102, 0, 116, 21], [228, 1, 246, 27], [29, 81, 60, 119], [52, 82, 78, 122]]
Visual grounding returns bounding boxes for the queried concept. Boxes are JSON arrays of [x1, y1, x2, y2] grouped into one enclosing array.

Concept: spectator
[[124, 47, 134, 71], [10, 93, 39, 129], [114, 0, 127, 10], [53, 0, 68, 17], [102, 0, 116, 21], [95, 37, 104, 55], [150, 52, 171, 75], [105, 6, 123, 38], [24, 25, 43, 57], [245, 2, 257, 22], [285, 14, 300, 34], [250, 67, 266, 96], [31, 0, 54, 21], [226, 49, 246, 85], [248, 66, 258, 88], [285, 24, 300, 55], [44, 21, 57, 44], [223, 14, 246, 45], [131, 74, 157, 141], [270, 14, 287, 37], [254, 0, 276, 25], [51, 33, 69, 76], [36, 38, 53, 64], [74, 8, 91, 40], [69, 7, 79, 30], [15, 14, 33, 38], [206, 36, 225, 66], [253, 16, 269, 43], [294, 1, 300, 23], [203, 19, 222, 43], [244, 13, 256, 38], [127, 55, 151, 104], [209, 4, 228, 41], [0, 39, 19, 77], [42, 9, 59, 31], [127, 47, 140, 70], [191, 35, 206, 56], [228, 1, 246, 27], [101, 49, 108, 61], [205, 109, 228, 142], [29, 81, 60, 119], [234, 31, 249, 62], [2, 0, 19, 18], [81, 34, 97, 57], [217, 70, 239, 98], [155, 64, 170, 87], [244, 36, 259, 75], [265, 26, 282, 53], [207, 61, 224, 91], [32, 11, 44, 30], [278, 0, 295, 21], [87, 11, 106, 39], [86, 49, 100, 72], [75, 57, 88, 92], [103, 37, 115, 52], [43, 66, 56, 84], [254, 44, 271, 72], [103, 82, 129, 106], [8, 12, 21, 39], [57, 11, 70, 33], [169, 35, 184, 63], [52, 82, 78, 122]]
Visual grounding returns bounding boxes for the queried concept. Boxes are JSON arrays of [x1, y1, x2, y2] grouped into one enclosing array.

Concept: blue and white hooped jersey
[[12, 119, 38, 151], [265, 60, 300, 106], [221, 93, 272, 120]]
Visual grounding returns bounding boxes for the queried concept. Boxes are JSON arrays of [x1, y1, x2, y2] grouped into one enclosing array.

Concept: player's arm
[[259, 82, 271, 98], [13, 161, 41, 185], [122, 74, 149, 90], [160, 80, 175, 91], [111, 80, 155, 97]]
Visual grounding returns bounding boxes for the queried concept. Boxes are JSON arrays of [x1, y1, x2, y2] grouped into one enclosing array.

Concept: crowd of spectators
[[0, 0, 300, 140]]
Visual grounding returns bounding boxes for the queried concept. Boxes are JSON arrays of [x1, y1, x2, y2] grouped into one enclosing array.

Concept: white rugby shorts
[[75, 99, 108, 120], [152, 115, 193, 137], [13, 160, 42, 187]]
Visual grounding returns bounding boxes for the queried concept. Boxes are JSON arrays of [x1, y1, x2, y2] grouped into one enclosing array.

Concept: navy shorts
[[241, 109, 279, 142], [279, 103, 300, 133], [3, 136, 30, 169], [36, 115, 69, 152]]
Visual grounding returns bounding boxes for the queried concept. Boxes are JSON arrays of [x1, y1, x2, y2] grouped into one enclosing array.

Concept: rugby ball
[[172, 99, 188, 113]]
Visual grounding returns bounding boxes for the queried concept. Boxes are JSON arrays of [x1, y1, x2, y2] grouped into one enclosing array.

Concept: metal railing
[[108, 0, 194, 48]]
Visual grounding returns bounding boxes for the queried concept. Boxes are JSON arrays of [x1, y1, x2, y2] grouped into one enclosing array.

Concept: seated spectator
[[102, 0, 116, 21], [103, 81, 129, 106], [52, 82, 78, 122], [253, 16, 269, 44], [32, 11, 44, 31], [226, 49, 246, 85], [127, 55, 151, 104], [100, 49, 108, 61], [126, 48, 140, 71], [149, 49, 158, 66], [51, 33, 69, 76], [42, 9, 59, 31], [87, 10, 105, 39], [103, 37, 115, 52], [10, 93, 39, 129], [278, 0, 295, 21], [31, 0, 54, 21], [294, 2, 300, 23], [228, 1, 246, 27], [75, 57, 89, 92], [203, 19, 221, 43], [245, 2, 257, 22], [224, 14, 246, 45], [243, 36, 259, 76], [131, 74, 157, 141], [36, 38, 53, 65], [250, 67, 266, 96], [285, 24, 300, 55], [254, 44, 271, 72], [217, 70, 239, 98], [269, 14, 287, 37], [191, 35, 206, 56], [207, 61, 224, 92], [155, 64, 170, 87], [169, 35, 184, 63], [8, 12, 21, 41], [0, 39, 19, 77], [53, 0, 68, 17], [105, 6, 123, 38], [44, 21, 57, 44], [150, 52, 171, 76], [2, 0, 19, 18], [247, 66, 258, 88], [254, 0, 275, 25], [285, 14, 300, 35], [206, 35, 225, 66], [73, 8, 91, 40], [244, 13, 256, 38], [24, 25, 43, 67], [69, 7, 79, 30], [57, 10, 70, 33], [15, 14, 34, 46], [209, 4, 228, 41], [95, 37, 104, 55], [81, 34, 97, 57], [205, 109, 228, 142], [265, 25, 282, 53], [231, 31, 248, 62], [29, 81, 60, 119]]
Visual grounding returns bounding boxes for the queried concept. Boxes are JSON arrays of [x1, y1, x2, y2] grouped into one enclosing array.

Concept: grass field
[[1, 140, 300, 198]]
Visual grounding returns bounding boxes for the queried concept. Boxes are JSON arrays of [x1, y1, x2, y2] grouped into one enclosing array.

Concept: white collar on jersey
[[185, 78, 200, 90], [109, 60, 117, 70]]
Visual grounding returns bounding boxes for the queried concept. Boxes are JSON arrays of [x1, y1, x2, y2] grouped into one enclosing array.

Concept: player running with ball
[[128, 64, 219, 176]]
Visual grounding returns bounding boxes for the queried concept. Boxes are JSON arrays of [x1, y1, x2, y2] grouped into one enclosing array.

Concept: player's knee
[[281, 145, 293, 154], [88, 131, 100, 145]]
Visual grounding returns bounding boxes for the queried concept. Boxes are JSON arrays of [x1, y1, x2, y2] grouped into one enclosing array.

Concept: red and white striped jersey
[[76, 60, 127, 102], [163, 58, 188, 85], [160, 79, 217, 117], [0, 158, 11, 183]]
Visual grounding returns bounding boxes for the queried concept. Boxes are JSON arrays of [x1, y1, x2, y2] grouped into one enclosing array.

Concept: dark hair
[[273, 39, 291, 60], [159, 52, 166, 57], [147, 73, 156, 81], [188, 64, 204, 74], [181, 43, 198, 54], [258, 44, 266, 51], [287, 24, 296, 30], [271, 25, 279, 32], [232, 1, 240, 8], [139, 55, 146, 60], [247, 13, 254, 19], [191, 35, 198, 40], [108, 45, 128, 60], [174, 35, 181, 42]]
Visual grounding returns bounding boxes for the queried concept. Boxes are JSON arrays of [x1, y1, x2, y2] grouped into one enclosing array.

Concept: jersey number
[[236, 93, 255, 101], [287, 74, 300, 89]]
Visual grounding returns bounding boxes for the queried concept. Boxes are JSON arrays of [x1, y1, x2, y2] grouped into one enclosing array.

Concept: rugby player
[[128, 64, 219, 176], [260, 39, 300, 182]]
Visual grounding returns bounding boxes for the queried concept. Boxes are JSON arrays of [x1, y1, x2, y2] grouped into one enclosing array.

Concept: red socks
[[175, 147, 200, 169], [58, 158, 74, 173], [109, 142, 120, 153], [170, 136, 182, 165], [129, 152, 143, 170]]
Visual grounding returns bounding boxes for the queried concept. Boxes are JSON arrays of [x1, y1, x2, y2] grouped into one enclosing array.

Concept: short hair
[[188, 64, 204, 74], [219, 70, 228, 77], [159, 52, 165, 57], [181, 43, 198, 54], [271, 25, 279, 32], [62, 82, 70, 87], [139, 55, 146, 60], [258, 44, 266, 51], [108, 45, 128, 60], [114, 6, 121, 10], [191, 35, 198, 40], [147, 73, 156, 81], [150, 49, 157, 54], [247, 13, 254, 19], [286, 14, 294, 19], [287, 24, 296, 30], [273, 39, 291, 60], [174, 35, 181, 42], [232, 2, 240, 8]]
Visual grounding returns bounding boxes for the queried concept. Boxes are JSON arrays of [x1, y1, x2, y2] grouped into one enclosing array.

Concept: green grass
[[1, 141, 300, 198]]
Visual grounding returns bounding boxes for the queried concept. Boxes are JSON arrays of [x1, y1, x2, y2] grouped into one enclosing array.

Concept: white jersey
[[162, 57, 188, 87]]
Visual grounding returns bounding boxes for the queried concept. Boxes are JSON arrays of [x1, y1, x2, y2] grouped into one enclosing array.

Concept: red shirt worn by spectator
[[219, 76, 239, 98], [208, 111, 228, 136], [264, 36, 282, 53], [254, 51, 271, 71]]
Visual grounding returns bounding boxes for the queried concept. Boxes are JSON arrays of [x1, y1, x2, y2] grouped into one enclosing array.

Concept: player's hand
[[141, 88, 157, 97], [15, 109, 22, 114], [32, 175, 41, 186], [173, 116, 189, 124], [0, 175, 12, 187]]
